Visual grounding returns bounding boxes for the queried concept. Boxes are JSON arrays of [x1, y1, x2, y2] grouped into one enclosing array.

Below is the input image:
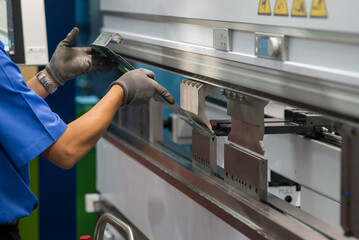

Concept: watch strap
[[36, 70, 57, 94]]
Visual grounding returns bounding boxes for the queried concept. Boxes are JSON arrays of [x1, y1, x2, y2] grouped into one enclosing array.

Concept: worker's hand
[[110, 68, 175, 106], [45, 27, 117, 86]]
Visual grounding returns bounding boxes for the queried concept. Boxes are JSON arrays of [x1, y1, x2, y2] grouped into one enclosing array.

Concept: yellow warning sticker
[[274, 0, 288, 16], [292, 0, 307, 17], [310, 0, 327, 18], [258, 0, 271, 15]]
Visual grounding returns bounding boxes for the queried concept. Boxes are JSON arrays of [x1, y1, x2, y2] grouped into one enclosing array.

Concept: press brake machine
[[92, 0, 359, 239]]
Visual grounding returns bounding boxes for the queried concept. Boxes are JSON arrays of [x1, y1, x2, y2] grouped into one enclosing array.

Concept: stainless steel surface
[[267, 194, 352, 240], [102, 124, 337, 239], [106, 38, 359, 126], [224, 143, 267, 201], [337, 124, 359, 238], [101, 12, 359, 44], [94, 213, 135, 240], [192, 129, 217, 174]]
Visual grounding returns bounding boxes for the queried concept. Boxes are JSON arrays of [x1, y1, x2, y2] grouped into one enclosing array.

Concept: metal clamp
[[94, 213, 135, 240]]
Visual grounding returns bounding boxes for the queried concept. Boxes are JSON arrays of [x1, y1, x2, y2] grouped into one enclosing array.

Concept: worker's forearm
[[42, 85, 124, 169], [26, 69, 59, 99]]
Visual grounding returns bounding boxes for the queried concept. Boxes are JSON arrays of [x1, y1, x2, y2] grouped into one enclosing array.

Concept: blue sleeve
[[0, 43, 67, 167]]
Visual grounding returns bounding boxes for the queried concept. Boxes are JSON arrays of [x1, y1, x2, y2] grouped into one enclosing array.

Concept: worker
[[0, 27, 174, 240]]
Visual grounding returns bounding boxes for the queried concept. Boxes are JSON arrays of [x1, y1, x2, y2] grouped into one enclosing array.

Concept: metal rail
[[100, 36, 359, 127], [102, 11, 359, 45], [94, 213, 135, 240]]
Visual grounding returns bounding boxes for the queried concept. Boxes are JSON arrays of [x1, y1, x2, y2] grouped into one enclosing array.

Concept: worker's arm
[[26, 27, 116, 99], [26, 69, 58, 99], [41, 69, 175, 169], [41, 84, 123, 169]]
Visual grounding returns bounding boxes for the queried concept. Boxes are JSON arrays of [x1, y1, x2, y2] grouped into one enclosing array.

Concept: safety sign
[[258, 0, 271, 15], [274, 0, 289, 16], [310, 0, 327, 17], [291, 0, 307, 17], [258, 0, 328, 18]]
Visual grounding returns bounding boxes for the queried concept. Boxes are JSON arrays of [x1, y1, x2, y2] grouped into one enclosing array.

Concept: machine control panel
[[213, 28, 232, 52], [255, 33, 288, 61]]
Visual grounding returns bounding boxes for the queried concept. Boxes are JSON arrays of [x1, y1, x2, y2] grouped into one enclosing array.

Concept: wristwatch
[[36, 70, 57, 94]]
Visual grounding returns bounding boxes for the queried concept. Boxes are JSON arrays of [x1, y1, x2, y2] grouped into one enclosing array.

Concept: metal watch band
[[36, 70, 57, 94]]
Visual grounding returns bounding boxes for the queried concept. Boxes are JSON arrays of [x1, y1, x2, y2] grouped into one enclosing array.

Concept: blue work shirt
[[0, 41, 67, 224]]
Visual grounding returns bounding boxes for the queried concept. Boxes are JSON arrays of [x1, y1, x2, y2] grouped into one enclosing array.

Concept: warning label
[[274, 0, 288, 16], [258, 0, 271, 15], [292, 0, 307, 17], [310, 0, 327, 18]]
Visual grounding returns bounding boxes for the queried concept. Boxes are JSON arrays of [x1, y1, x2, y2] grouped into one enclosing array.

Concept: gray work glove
[[45, 27, 116, 86], [110, 68, 175, 106]]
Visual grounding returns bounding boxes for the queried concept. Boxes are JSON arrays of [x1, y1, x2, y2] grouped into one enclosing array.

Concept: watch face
[[37, 71, 56, 94]]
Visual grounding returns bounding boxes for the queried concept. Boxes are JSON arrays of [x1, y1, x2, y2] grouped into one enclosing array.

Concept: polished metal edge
[[95, 199, 149, 240], [108, 39, 359, 126], [266, 195, 351, 240], [103, 123, 336, 240], [102, 11, 359, 45]]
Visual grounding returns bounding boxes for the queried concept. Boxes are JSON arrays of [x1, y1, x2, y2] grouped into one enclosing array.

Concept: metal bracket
[[180, 80, 216, 133], [222, 89, 268, 154], [192, 129, 217, 175], [224, 143, 267, 201]]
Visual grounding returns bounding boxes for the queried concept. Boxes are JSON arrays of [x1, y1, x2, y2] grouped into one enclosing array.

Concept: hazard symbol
[[310, 0, 327, 18], [274, 0, 288, 16], [258, 0, 271, 15], [292, 0, 307, 17]]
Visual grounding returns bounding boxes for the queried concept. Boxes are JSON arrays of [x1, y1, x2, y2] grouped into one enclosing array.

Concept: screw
[[321, 127, 329, 132], [236, 93, 245, 102], [231, 92, 237, 99]]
